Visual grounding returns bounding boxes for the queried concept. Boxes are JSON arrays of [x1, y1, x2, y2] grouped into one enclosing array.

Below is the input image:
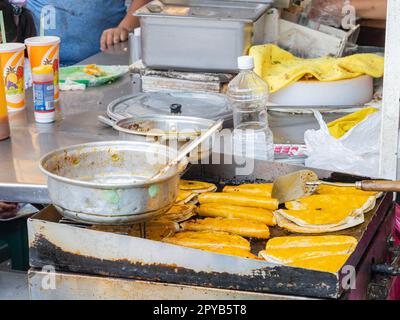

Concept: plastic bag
[[279, 28, 316, 58], [304, 110, 381, 177], [308, 0, 344, 28]]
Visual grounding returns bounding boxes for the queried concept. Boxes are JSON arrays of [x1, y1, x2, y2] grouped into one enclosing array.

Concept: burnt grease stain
[[30, 236, 340, 299]]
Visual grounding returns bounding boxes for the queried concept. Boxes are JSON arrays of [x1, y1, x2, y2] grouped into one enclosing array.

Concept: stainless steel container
[[98, 115, 219, 162], [39, 141, 188, 225], [135, 0, 272, 72]]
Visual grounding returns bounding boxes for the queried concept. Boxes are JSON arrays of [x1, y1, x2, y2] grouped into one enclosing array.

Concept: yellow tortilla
[[129, 221, 179, 241], [199, 192, 279, 210], [274, 213, 364, 233], [223, 184, 273, 197], [259, 235, 357, 273], [260, 245, 355, 264], [265, 235, 358, 249], [196, 246, 260, 260], [285, 194, 375, 212], [91, 221, 179, 241], [162, 231, 251, 251], [198, 203, 276, 226], [153, 204, 197, 223], [175, 189, 198, 204], [275, 208, 355, 226], [181, 217, 270, 239], [179, 180, 217, 193], [316, 184, 380, 198], [287, 254, 351, 273]]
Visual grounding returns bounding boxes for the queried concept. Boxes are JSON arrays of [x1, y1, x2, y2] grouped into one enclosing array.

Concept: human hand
[[308, 0, 344, 28], [0, 202, 17, 212], [100, 26, 130, 51]]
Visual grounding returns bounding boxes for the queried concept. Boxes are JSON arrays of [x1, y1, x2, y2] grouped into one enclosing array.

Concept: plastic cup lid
[[25, 36, 60, 46], [0, 42, 25, 53]]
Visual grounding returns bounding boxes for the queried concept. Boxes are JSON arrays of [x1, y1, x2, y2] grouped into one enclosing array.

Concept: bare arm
[[309, 0, 387, 27], [350, 0, 387, 20], [0, 202, 17, 212], [100, 0, 151, 51]]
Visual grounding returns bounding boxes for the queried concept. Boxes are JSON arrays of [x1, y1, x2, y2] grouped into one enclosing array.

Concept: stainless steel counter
[[0, 43, 133, 203], [0, 42, 343, 204]]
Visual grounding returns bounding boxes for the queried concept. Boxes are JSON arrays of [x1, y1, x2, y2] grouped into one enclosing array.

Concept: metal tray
[[28, 158, 394, 299]]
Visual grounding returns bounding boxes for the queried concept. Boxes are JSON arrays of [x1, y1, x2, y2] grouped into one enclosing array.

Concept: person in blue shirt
[[27, 0, 150, 65]]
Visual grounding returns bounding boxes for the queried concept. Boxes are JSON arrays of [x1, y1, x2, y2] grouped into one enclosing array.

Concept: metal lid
[[135, 0, 272, 22], [107, 92, 232, 123]]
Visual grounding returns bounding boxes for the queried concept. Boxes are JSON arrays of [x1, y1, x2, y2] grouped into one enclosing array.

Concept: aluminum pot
[[98, 114, 219, 162], [39, 141, 188, 225]]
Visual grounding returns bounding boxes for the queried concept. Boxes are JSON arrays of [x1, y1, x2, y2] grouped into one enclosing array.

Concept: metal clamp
[[371, 235, 400, 276]]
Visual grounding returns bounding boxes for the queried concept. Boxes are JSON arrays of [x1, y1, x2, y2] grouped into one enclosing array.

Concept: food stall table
[[2, 43, 390, 299]]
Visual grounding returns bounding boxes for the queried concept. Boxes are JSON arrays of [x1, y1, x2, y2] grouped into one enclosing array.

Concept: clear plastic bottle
[[227, 56, 274, 161]]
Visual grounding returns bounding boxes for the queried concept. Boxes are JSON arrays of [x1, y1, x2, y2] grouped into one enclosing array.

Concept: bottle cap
[[35, 111, 55, 123], [238, 56, 254, 70], [134, 28, 141, 36]]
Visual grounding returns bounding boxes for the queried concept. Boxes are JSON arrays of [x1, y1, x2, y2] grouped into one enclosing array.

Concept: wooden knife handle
[[360, 180, 400, 192]]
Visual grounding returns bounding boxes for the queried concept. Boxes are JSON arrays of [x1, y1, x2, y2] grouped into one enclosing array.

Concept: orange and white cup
[[0, 70, 10, 140], [0, 43, 26, 113], [25, 36, 60, 102]]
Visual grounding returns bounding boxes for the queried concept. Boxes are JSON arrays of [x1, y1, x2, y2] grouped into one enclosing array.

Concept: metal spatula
[[272, 169, 400, 204]]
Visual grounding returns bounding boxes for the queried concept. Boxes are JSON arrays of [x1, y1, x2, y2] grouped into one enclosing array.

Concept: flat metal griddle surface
[[28, 160, 394, 299], [183, 172, 391, 259]]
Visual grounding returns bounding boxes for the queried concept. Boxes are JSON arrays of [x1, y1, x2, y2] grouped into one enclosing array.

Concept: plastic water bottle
[[227, 56, 274, 161]]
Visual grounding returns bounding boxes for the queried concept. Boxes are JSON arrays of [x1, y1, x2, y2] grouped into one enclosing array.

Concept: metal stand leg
[[0, 218, 29, 271]]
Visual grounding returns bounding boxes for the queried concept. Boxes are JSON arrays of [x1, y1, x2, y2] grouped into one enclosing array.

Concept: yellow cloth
[[327, 107, 378, 139], [249, 44, 384, 93]]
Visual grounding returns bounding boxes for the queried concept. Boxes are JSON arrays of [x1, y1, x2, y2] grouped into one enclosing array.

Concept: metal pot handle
[[98, 115, 117, 127]]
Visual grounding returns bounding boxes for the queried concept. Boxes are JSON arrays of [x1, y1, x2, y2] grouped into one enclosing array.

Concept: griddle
[[27, 157, 394, 299]]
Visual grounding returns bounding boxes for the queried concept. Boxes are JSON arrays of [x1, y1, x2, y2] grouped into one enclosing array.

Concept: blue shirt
[[27, 0, 126, 65]]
